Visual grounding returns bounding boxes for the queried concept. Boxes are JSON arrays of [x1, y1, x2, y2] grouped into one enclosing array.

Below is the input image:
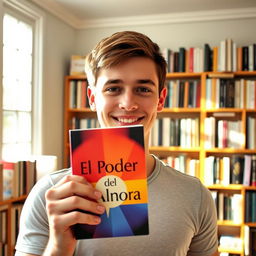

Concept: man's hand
[[43, 175, 105, 256]]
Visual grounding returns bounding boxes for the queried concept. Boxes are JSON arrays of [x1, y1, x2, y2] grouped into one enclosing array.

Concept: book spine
[[251, 155, 256, 186]]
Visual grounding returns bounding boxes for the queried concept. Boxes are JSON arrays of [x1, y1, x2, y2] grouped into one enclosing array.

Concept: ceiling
[[31, 0, 256, 29]]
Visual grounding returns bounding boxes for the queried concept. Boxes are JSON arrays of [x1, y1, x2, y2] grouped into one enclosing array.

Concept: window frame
[[1, 0, 44, 159]]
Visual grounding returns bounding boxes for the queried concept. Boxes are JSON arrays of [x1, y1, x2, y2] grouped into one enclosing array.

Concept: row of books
[[245, 191, 256, 223], [205, 78, 256, 109], [204, 118, 243, 149], [205, 116, 256, 149], [204, 155, 256, 186], [149, 117, 199, 148], [70, 117, 99, 130], [0, 206, 7, 255], [219, 235, 243, 253], [244, 226, 256, 256], [0, 160, 36, 200], [161, 156, 199, 177], [162, 39, 256, 73], [211, 191, 242, 223], [164, 80, 201, 108], [69, 80, 89, 109], [0, 203, 23, 256]]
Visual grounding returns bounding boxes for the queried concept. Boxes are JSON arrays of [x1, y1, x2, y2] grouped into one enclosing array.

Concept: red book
[[70, 125, 149, 239], [189, 47, 194, 73]]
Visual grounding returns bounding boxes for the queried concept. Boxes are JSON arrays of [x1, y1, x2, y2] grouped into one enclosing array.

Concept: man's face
[[87, 57, 166, 142]]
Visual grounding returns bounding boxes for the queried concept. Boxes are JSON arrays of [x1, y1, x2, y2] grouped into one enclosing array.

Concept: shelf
[[208, 184, 244, 190], [217, 220, 242, 226], [0, 195, 27, 206], [161, 108, 201, 113], [218, 248, 243, 254], [166, 72, 202, 78], [245, 222, 256, 227], [149, 146, 200, 153], [66, 75, 86, 80], [68, 108, 91, 112], [205, 148, 256, 153]]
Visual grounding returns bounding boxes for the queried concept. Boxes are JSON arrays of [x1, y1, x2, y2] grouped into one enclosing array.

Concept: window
[[1, 2, 43, 161]]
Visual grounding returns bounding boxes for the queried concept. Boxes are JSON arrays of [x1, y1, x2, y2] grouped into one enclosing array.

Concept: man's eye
[[137, 87, 151, 93], [106, 87, 120, 93]]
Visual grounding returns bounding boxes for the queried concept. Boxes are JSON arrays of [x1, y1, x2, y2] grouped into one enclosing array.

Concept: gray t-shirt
[[15, 156, 218, 256]]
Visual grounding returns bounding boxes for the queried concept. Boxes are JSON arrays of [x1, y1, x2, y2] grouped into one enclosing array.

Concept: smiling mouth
[[113, 117, 144, 124]]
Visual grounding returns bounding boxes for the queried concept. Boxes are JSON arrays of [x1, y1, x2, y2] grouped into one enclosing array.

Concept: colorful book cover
[[69, 125, 149, 239]]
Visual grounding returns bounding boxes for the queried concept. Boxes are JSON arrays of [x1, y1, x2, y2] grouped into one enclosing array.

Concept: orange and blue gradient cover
[[69, 125, 149, 239]]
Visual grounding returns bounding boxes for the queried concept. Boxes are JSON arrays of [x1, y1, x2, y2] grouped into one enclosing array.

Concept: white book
[[179, 155, 186, 173], [219, 40, 227, 72], [162, 118, 170, 147], [205, 79, 212, 109], [232, 42, 237, 71], [218, 192, 224, 221], [244, 225, 250, 256], [186, 118, 192, 148], [218, 120, 224, 148], [231, 194, 243, 224], [152, 119, 159, 146], [243, 155, 252, 186], [180, 118, 186, 147], [222, 157, 230, 185], [174, 157, 180, 171], [204, 156, 214, 185], [249, 45, 254, 71], [240, 79, 245, 108]]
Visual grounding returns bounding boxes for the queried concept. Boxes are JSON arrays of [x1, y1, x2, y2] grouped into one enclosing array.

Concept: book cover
[[0, 162, 15, 200], [69, 55, 86, 76], [251, 155, 256, 186], [230, 155, 244, 184], [69, 125, 149, 239]]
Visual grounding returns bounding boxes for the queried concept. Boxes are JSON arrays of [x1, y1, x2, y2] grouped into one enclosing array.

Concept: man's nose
[[118, 91, 138, 111]]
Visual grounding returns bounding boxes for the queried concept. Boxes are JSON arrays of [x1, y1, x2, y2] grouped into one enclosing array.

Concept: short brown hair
[[85, 31, 167, 94]]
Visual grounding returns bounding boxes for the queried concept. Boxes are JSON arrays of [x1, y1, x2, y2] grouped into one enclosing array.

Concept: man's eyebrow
[[104, 79, 122, 85], [137, 79, 156, 86]]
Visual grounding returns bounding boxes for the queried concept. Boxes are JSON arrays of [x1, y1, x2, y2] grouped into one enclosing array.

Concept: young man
[[15, 31, 218, 256]]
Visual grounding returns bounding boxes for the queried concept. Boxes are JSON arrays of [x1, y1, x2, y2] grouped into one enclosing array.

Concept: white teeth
[[117, 118, 138, 123]]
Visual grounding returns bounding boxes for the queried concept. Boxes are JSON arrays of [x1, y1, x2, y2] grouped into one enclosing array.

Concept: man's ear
[[157, 87, 167, 112], [87, 86, 96, 111]]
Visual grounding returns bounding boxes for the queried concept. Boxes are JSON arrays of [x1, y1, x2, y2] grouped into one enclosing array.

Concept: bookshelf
[[0, 161, 36, 256], [64, 70, 256, 255], [0, 196, 26, 256]]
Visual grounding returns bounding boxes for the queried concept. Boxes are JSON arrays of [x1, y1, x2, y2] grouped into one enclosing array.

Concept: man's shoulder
[[49, 168, 72, 183], [155, 157, 200, 184]]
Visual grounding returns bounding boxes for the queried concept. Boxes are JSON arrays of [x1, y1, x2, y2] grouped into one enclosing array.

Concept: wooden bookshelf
[[0, 196, 26, 256], [63, 71, 256, 255]]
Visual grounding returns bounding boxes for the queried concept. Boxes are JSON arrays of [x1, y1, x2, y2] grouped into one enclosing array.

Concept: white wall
[[75, 17, 256, 55], [40, 10, 76, 169]]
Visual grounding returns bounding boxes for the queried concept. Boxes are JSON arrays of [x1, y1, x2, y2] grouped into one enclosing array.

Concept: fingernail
[[97, 205, 105, 213], [94, 216, 101, 224], [94, 190, 102, 198]]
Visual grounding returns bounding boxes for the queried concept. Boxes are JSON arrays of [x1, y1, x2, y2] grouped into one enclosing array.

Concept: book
[[1, 162, 14, 200], [69, 125, 149, 239], [70, 55, 86, 75], [251, 155, 256, 186], [230, 156, 244, 184], [0, 164, 3, 201], [243, 155, 251, 186]]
